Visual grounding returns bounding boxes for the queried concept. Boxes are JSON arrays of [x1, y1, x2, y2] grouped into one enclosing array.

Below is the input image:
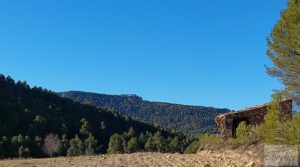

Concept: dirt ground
[[0, 150, 262, 167]]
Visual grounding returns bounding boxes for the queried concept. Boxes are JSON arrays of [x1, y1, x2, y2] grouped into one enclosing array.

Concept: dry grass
[[0, 150, 262, 167]]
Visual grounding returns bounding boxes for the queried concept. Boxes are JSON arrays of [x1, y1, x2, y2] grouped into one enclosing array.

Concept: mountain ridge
[[60, 91, 230, 136], [60, 91, 225, 108]]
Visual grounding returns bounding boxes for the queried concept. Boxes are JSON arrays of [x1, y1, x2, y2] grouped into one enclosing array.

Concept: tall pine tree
[[266, 0, 300, 100]]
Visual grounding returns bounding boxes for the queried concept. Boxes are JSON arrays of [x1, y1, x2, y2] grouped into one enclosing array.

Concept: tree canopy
[[0, 74, 191, 158], [266, 0, 300, 100]]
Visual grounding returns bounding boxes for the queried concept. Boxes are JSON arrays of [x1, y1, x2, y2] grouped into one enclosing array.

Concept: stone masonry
[[214, 99, 293, 138]]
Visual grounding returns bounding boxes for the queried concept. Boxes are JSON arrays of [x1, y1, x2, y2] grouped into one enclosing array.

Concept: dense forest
[[0, 74, 192, 158], [60, 91, 230, 136]]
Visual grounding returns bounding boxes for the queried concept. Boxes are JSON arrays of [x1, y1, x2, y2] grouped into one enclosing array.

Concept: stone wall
[[214, 99, 292, 138]]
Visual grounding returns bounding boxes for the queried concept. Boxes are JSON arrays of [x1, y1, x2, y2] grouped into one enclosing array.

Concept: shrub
[[257, 93, 300, 147], [231, 122, 260, 147], [285, 112, 300, 149], [185, 134, 223, 153]]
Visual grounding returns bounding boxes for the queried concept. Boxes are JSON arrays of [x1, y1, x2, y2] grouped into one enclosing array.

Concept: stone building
[[214, 98, 293, 138]]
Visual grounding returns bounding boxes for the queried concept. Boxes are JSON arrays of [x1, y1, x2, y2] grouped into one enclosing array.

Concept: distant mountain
[[0, 75, 184, 158], [60, 91, 230, 136]]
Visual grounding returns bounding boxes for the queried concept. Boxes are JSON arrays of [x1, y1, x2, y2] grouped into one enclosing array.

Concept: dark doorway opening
[[232, 117, 250, 138]]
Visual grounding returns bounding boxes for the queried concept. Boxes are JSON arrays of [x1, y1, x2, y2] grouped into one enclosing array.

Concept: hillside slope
[[60, 91, 230, 136], [0, 75, 183, 158]]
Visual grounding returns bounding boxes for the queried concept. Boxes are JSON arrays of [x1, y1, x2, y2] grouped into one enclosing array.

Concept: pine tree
[[153, 131, 165, 152], [80, 118, 90, 136], [144, 137, 155, 151], [18, 146, 31, 158], [138, 132, 147, 146], [259, 94, 287, 144], [107, 134, 124, 154], [127, 127, 135, 139], [84, 133, 97, 155], [61, 134, 69, 156], [67, 135, 83, 156], [266, 0, 300, 100], [0, 138, 3, 158], [233, 121, 249, 146], [33, 136, 42, 157], [169, 136, 180, 153], [100, 121, 106, 130], [127, 137, 139, 153], [1, 136, 9, 158], [123, 127, 135, 140]]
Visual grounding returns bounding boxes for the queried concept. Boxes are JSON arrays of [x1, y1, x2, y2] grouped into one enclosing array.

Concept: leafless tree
[[42, 134, 61, 157]]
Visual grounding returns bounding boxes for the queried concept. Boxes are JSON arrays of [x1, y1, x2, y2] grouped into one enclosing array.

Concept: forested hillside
[[0, 75, 190, 158], [60, 91, 230, 136]]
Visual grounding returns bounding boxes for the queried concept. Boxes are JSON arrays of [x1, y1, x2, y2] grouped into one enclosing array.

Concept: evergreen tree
[[1, 136, 9, 158], [18, 146, 31, 158], [17, 134, 24, 145], [107, 134, 124, 154], [67, 135, 83, 157], [122, 138, 128, 153], [127, 137, 139, 153], [100, 121, 106, 130], [0, 138, 3, 158], [61, 134, 69, 156], [259, 94, 287, 144], [32, 136, 42, 157], [266, 0, 300, 100], [138, 132, 147, 146], [233, 121, 250, 146], [0, 74, 185, 158], [80, 118, 90, 136], [11, 134, 24, 157], [33, 115, 47, 133], [84, 133, 97, 155], [127, 127, 135, 139], [144, 137, 155, 151], [153, 131, 165, 152], [169, 136, 180, 153]]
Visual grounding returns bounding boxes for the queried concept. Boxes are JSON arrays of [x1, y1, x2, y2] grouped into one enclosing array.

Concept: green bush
[[285, 112, 300, 149], [257, 93, 300, 147], [185, 134, 223, 153], [231, 122, 260, 148], [258, 94, 288, 144]]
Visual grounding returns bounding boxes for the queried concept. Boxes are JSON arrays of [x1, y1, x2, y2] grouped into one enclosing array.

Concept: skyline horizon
[[1, 72, 281, 110]]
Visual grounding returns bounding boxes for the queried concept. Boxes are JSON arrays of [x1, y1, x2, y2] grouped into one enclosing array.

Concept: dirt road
[[0, 150, 261, 167]]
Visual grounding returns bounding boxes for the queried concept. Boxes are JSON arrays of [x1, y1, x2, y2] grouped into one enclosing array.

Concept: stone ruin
[[214, 98, 293, 138]]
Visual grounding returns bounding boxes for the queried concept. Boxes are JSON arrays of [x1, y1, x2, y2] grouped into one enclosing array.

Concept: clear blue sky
[[0, 0, 287, 110]]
